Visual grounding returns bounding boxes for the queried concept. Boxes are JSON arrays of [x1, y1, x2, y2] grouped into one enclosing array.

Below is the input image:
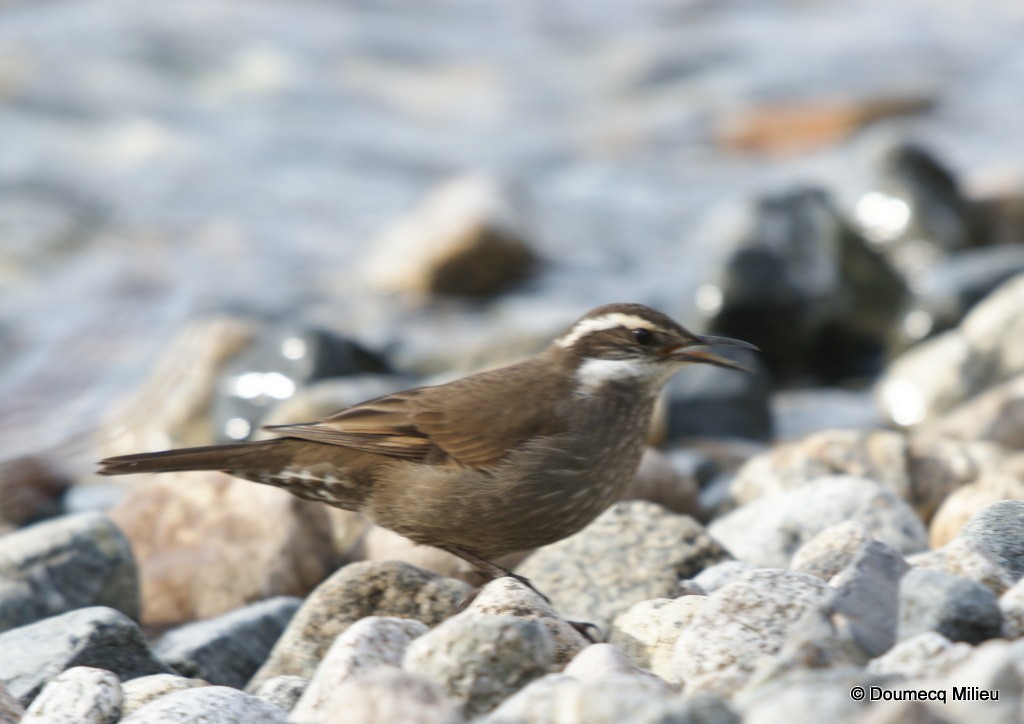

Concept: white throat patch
[[575, 357, 665, 395], [556, 313, 656, 349]]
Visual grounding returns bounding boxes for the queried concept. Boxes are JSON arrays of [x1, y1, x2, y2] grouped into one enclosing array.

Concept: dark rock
[[0, 455, 69, 529], [0, 512, 139, 633], [153, 596, 300, 689], [212, 325, 390, 443], [663, 346, 773, 441], [698, 186, 906, 383], [516, 501, 731, 631], [897, 568, 1002, 644], [0, 606, 172, 706], [959, 500, 1024, 581]]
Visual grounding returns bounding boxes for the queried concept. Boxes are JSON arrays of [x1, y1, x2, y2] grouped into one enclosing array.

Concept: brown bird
[[99, 303, 754, 598]]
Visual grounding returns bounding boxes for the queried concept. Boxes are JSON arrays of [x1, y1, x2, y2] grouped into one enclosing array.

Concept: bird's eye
[[631, 328, 653, 345]]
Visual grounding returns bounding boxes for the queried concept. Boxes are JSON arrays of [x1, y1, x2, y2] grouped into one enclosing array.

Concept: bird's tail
[[97, 440, 278, 476]]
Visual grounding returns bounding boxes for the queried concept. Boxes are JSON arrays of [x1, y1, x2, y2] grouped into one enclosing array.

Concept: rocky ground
[[4, 0, 1024, 722]]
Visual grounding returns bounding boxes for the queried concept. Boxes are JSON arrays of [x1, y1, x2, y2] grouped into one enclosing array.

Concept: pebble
[[289, 616, 427, 720], [247, 560, 469, 689], [119, 674, 209, 718], [21, 666, 122, 724], [561, 643, 667, 688], [0, 455, 69, 529], [291, 667, 461, 724], [108, 470, 336, 626], [897, 568, 1003, 644], [362, 174, 536, 298], [999, 577, 1024, 639], [691, 560, 756, 593], [0, 512, 138, 632], [959, 500, 1024, 581], [0, 606, 171, 706], [120, 685, 287, 723], [867, 631, 974, 678], [925, 372, 1024, 448], [481, 673, 729, 724], [0, 681, 23, 724], [927, 472, 1024, 547], [516, 501, 731, 632], [789, 520, 873, 581], [907, 537, 1015, 597], [708, 476, 927, 568], [153, 596, 301, 688], [404, 613, 555, 718], [670, 569, 830, 696], [610, 596, 707, 683], [463, 577, 588, 666]]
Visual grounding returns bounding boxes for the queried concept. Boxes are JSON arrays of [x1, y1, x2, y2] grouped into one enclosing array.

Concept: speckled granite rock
[[120, 686, 286, 723], [0, 606, 172, 706], [0, 512, 138, 633], [790, 521, 874, 581], [999, 578, 1024, 638], [21, 667, 121, 724], [516, 501, 731, 632], [291, 667, 461, 724], [897, 568, 1002, 643], [404, 613, 554, 718], [251, 675, 306, 713], [119, 674, 209, 718], [908, 537, 1015, 596], [462, 577, 588, 667], [247, 561, 469, 690], [866, 631, 973, 678], [709, 477, 927, 568], [289, 616, 427, 721], [610, 596, 707, 683], [670, 569, 830, 696]]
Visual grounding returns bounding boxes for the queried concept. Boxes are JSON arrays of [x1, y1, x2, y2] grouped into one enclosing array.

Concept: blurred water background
[[2, 0, 1024, 472]]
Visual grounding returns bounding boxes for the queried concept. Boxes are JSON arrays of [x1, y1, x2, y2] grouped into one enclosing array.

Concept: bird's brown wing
[[265, 358, 569, 469]]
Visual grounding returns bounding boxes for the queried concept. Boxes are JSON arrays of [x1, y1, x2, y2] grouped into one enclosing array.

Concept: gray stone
[[154, 596, 300, 688], [609, 596, 707, 684], [120, 674, 209, 717], [462, 577, 588, 667], [960, 500, 1024, 581], [790, 520, 873, 581], [404, 613, 555, 718], [897, 568, 1002, 643], [931, 639, 1024, 723], [925, 373, 1024, 449], [289, 616, 427, 720], [671, 569, 830, 695], [21, 666, 122, 724], [867, 632, 973, 678], [247, 561, 469, 689], [252, 675, 307, 713], [0, 606, 172, 706], [289, 667, 461, 724], [562, 644, 667, 689], [907, 537, 1015, 597], [927, 470, 1024, 548], [121, 685, 287, 723], [516, 501, 731, 631], [482, 672, 736, 724], [709, 477, 927, 568], [736, 667, 887, 724], [0, 512, 139, 632]]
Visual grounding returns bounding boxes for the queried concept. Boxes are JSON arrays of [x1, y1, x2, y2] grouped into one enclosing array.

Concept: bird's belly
[[365, 435, 644, 559]]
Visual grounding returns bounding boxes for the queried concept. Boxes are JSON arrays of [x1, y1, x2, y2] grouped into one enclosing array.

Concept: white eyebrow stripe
[[555, 313, 655, 348]]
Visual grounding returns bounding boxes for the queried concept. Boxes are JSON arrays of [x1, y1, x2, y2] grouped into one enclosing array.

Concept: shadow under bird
[[99, 303, 756, 619]]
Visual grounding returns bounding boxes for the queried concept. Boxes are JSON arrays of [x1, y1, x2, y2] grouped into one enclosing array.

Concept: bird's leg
[[441, 545, 598, 642]]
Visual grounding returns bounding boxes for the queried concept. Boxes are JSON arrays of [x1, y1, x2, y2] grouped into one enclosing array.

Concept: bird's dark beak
[[664, 334, 759, 373]]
